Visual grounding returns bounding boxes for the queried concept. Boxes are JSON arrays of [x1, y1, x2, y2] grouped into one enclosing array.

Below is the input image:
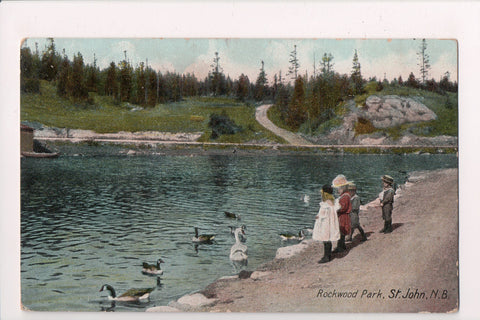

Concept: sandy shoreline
[[148, 168, 458, 313]]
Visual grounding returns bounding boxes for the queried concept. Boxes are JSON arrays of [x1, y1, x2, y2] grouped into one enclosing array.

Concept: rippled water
[[21, 153, 457, 311]]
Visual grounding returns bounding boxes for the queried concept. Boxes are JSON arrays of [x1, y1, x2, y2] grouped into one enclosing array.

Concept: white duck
[[229, 227, 248, 261]]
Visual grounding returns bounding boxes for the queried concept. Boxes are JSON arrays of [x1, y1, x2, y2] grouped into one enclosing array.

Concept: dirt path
[[188, 168, 459, 313], [255, 104, 313, 145]]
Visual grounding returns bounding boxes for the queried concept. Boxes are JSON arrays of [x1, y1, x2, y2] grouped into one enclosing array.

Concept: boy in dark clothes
[[380, 175, 395, 233], [346, 183, 367, 242]]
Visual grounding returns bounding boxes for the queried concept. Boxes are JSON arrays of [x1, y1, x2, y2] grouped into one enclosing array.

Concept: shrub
[[208, 112, 243, 139], [354, 117, 376, 135]]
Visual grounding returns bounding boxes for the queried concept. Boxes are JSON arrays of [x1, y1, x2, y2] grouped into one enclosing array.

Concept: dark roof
[[21, 124, 34, 132]]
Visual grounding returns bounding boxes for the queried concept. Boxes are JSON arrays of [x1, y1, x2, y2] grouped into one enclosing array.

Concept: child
[[313, 184, 340, 263], [346, 183, 367, 242], [331, 175, 352, 253], [380, 175, 395, 233]]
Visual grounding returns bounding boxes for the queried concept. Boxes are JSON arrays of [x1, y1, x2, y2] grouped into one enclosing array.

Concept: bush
[[208, 112, 243, 139], [354, 117, 376, 135]]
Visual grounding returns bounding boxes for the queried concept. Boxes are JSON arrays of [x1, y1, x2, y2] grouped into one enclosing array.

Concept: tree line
[[21, 38, 457, 131]]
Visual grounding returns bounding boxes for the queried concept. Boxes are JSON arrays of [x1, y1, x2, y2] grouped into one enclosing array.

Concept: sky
[[22, 38, 457, 84]]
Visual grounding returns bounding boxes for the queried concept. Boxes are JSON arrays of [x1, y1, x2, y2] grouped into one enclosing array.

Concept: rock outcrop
[[360, 95, 437, 128]]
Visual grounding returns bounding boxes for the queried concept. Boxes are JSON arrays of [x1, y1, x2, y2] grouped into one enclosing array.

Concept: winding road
[[255, 104, 312, 145]]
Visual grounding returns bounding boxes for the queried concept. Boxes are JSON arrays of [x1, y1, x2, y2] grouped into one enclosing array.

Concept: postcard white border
[[1, 1, 479, 320]]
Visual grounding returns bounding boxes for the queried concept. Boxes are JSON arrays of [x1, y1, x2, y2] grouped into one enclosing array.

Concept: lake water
[[21, 153, 457, 311]]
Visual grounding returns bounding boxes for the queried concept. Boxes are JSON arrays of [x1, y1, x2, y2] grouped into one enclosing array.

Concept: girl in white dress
[[313, 184, 341, 263]]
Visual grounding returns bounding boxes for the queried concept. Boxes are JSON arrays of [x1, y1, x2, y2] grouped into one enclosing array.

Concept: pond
[[20, 153, 457, 311]]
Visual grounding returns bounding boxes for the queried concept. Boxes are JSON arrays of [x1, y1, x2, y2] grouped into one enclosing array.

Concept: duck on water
[[192, 227, 215, 243], [99, 284, 154, 302]]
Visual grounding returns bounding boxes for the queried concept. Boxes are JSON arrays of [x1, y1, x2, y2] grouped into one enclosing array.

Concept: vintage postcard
[[18, 37, 458, 313], [4, 2, 480, 319]]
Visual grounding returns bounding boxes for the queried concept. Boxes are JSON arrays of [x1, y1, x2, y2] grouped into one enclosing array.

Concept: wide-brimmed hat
[[332, 174, 350, 188], [347, 182, 357, 190], [381, 175, 394, 185]]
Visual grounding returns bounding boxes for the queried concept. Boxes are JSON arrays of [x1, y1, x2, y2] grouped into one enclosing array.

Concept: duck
[[99, 284, 154, 302], [224, 211, 241, 220], [142, 258, 165, 275], [302, 194, 310, 204], [192, 227, 215, 243], [280, 230, 305, 241], [229, 227, 248, 261]]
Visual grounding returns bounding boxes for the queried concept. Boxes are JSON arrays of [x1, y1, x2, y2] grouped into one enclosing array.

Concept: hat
[[381, 175, 394, 185], [347, 182, 357, 190], [332, 175, 350, 188]]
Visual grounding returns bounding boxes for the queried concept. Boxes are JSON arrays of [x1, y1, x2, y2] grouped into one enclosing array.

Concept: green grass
[[21, 81, 284, 143]]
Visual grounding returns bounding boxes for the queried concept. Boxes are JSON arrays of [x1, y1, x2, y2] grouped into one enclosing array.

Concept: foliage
[[417, 39, 431, 85], [286, 77, 307, 130], [208, 112, 243, 139], [286, 45, 300, 80], [354, 117, 376, 135], [21, 81, 284, 143], [351, 49, 363, 95]]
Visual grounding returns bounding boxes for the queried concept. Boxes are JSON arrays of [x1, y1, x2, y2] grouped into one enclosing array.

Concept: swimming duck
[[280, 230, 305, 241], [230, 227, 248, 261], [142, 258, 165, 275], [192, 227, 215, 243], [99, 284, 154, 302], [224, 211, 241, 220]]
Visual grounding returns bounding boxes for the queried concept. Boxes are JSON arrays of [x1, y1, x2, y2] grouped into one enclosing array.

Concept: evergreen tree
[[135, 62, 146, 105], [254, 60, 268, 101], [40, 38, 60, 81], [67, 52, 88, 100], [20, 45, 40, 93], [210, 52, 226, 96], [350, 49, 363, 95], [406, 72, 419, 88], [286, 76, 307, 129], [287, 45, 300, 81], [398, 75, 404, 86], [56, 52, 71, 97], [86, 53, 99, 93], [320, 53, 334, 78], [235, 74, 250, 102], [118, 55, 133, 102], [105, 62, 118, 98], [417, 39, 431, 86]]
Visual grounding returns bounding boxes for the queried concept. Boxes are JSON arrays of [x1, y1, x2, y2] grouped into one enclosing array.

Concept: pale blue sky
[[23, 38, 457, 83]]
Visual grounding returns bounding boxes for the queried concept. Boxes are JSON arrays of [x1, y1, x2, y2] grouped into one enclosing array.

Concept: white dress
[[312, 201, 341, 242]]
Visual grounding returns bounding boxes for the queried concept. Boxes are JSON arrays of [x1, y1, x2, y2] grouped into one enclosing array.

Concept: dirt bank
[[167, 168, 458, 313]]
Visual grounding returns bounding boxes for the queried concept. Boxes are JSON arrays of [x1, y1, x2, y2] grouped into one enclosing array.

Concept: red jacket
[[337, 191, 352, 216]]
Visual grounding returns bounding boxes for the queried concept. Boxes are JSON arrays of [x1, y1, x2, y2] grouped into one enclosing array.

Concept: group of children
[[313, 174, 395, 264]]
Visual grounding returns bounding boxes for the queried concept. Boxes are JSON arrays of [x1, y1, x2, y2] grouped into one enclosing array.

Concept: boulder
[[360, 95, 437, 128], [176, 293, 218, 308]]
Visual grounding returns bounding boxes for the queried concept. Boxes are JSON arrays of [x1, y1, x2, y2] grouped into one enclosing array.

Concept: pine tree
[[417, 39, 431, 86], [254, 60, 268, 101], [105, 62, 118, 98], [286, 76, 307, 129], [235, 74, 250, 102], [321, 53, 334, 78], [118, 53, 133, 102], [287, 45, 300, 81], [40, 38, 60, 81], [406, 72, 419, 88], [351, 49, 363, 95], [67, 52, 88, 100], [56, 52, 71, 97], [86, 53, 99, 93], [210, 52, 226, 96]]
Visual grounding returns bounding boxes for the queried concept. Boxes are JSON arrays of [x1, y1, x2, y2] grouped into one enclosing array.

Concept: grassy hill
[[21, 81, 284, 144], [268, 83, 458, 138]]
